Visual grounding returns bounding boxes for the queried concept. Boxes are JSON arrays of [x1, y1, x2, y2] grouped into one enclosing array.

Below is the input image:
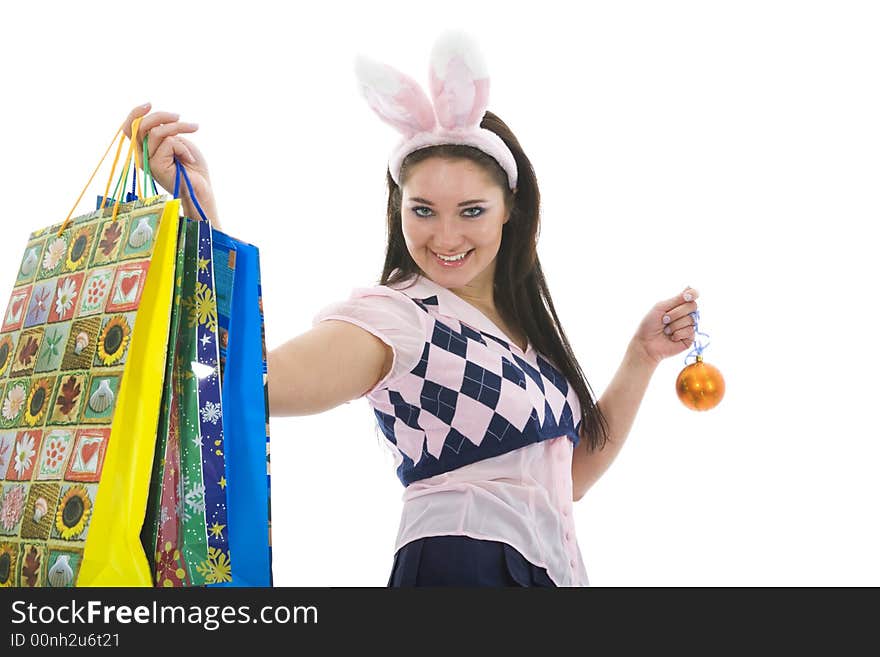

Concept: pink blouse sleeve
[[312, 286, 427, 398]]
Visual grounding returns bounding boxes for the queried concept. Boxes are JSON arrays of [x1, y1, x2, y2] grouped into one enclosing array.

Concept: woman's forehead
[[403, 158, 501, 200]]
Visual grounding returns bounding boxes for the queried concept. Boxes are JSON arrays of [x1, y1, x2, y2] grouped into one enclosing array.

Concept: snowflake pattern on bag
[[144, 218, 231, 587], [192, 218, 231, 584]]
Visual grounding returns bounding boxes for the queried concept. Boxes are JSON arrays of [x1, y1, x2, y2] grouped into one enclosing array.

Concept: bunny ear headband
[[354, 31, 518, 191]]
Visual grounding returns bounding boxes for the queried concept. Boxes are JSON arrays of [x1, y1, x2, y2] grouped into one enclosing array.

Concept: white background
[[1, 1, 877, 586]]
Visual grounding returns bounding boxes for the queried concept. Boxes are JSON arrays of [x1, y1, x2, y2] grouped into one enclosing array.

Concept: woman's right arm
[[268, 320, 393, 416], [123, 105, 394, 416]]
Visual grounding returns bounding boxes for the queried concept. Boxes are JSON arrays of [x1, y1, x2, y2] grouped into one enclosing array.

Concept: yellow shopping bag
[[0, 119, 179, 586]]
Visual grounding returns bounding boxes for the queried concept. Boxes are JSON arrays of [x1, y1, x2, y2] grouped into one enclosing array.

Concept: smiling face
[[400, 156, 510, 299]]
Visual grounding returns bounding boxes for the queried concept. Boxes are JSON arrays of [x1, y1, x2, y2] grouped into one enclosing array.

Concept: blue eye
[[409, 206, 485, 218]]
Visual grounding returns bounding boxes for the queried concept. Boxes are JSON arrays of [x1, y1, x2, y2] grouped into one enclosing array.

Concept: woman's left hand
[[630, 287, 700, 366]]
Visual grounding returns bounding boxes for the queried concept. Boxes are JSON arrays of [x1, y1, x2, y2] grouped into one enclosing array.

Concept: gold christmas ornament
[[676, 308, 724, 411], [676, 355, 725, 411]]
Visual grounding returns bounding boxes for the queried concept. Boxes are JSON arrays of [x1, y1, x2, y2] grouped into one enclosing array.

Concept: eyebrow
[[409, 197, 489, 206]]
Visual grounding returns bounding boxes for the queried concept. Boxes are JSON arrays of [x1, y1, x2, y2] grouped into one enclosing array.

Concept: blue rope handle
[[684, 309, 712, 365], [173, 159, 210, 223]]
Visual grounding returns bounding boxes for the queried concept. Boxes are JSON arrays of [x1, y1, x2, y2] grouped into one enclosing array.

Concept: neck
[[441, 264, 496, 311]]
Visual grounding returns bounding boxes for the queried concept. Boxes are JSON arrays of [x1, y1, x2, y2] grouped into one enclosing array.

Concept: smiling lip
[[432, 249, 474, 267]]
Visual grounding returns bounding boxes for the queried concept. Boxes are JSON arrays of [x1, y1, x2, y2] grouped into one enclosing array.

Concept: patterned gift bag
[[142, 216, 188, 585], [144, 215, 232, 586], [189, 216, 231, 583], [144, 162, 272, 587], [0, 120, 181, 586]]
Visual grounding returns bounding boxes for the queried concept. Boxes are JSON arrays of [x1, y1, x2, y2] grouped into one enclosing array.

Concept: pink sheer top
[[312, 270, 589, 586]]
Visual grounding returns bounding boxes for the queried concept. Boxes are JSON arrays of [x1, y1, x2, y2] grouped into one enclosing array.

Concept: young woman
[[122, 33, 700, 586]]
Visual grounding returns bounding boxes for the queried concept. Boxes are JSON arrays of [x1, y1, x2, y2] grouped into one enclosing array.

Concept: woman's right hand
[[123, 102, 222, 230]]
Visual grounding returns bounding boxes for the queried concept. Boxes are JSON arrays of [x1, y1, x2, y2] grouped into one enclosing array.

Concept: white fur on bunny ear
[[428, 30, 490, 130], [354, 55, 437, 138]]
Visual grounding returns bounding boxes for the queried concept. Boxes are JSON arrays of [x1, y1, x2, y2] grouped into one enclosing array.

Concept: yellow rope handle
[[58, 116, 144, 236], [58, 126, 122, 236], [110, 116, 144, 223], [99, 126, 128, 212]]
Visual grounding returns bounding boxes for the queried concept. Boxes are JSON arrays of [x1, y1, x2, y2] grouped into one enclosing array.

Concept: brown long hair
[[378, 111, 610, 453]]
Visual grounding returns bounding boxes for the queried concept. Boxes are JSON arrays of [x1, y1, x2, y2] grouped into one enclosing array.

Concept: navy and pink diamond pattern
[[371, 295, 583, 487]]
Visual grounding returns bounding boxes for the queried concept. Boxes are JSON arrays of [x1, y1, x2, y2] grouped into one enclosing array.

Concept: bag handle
[[142, 133, 159, 197], [59, 116, 147, 236], [106, 131, 161, 208], [173, 159, 210, 224]]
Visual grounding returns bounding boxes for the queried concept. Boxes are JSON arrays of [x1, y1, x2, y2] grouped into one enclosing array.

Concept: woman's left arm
[[571, 287, 699, 501]]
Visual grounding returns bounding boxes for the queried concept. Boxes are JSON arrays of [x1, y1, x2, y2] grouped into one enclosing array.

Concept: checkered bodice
[[311, 272, 591, 585], [367, 290, 584, 487]]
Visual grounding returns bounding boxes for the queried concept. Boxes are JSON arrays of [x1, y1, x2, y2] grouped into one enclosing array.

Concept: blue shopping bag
[[210, 231, 272, 587]]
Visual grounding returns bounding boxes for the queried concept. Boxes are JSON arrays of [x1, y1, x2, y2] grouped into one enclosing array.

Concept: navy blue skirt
[[387, 535, 556, 587]]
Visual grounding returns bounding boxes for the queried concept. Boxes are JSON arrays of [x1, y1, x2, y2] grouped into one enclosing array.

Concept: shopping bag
[[142, 215, 190, 585], [190, 217, 233, 584], [210, 228, 273, 587], [0, 120, 180, 586], [177, 160, 272, 586], [144, 160, 274, 587], [144, 214, 233, 586]]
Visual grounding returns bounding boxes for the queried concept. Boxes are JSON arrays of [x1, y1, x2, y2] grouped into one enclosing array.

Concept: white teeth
[[435, 250, 470, 262]]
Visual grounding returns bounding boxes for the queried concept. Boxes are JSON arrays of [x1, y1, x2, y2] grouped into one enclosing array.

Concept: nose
[[431, 216, 468, 251]]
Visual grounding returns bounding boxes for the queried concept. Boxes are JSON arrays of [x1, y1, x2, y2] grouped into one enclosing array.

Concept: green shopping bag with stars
[[142, 213, 231, 587]]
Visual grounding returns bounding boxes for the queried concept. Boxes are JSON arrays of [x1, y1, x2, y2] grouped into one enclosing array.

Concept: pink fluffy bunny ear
[[428, 31, 491, 130], [354, 55, 437, 138], [355, 31, 518, 190]]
